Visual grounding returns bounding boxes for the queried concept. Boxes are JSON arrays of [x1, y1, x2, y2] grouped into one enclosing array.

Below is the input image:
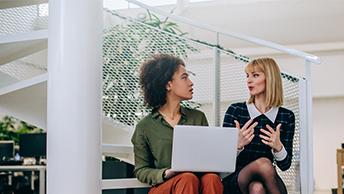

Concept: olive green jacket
[[131, 107, 208, 185]]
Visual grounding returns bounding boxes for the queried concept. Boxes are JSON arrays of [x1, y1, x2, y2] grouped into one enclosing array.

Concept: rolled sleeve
[[271, 146, 287, 161]]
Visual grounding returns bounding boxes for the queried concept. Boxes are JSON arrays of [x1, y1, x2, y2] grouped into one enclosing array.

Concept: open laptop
[[171, 125, 238, 173]]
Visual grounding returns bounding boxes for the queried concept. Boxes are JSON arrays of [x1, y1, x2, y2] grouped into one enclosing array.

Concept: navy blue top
[[223, 102, 295, 171]]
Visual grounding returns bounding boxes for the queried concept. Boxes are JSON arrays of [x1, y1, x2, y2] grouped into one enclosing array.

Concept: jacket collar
[[246, 102, 279, 123], [152, 106, 188, 119]]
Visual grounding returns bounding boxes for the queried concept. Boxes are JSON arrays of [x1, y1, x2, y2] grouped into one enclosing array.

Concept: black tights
[[237, 157, 287, 194]]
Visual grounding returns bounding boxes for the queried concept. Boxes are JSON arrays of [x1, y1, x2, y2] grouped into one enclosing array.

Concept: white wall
[[313, 97, 344, 190], [275, 50, 344, 98]]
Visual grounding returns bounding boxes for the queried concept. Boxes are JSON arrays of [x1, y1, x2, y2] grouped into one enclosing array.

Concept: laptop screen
[[171, 125, 238, 173]]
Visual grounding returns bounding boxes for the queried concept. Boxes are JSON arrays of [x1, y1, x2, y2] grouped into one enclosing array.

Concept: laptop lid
[[171, 125, 238, 173]]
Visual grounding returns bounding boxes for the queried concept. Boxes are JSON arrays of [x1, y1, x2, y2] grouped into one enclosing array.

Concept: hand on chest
[[251, 115, 277, 135]]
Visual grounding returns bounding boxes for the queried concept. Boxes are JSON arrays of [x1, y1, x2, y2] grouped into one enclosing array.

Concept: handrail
[[126, 0, 320, 64]]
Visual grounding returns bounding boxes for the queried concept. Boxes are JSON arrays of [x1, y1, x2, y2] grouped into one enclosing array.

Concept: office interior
[[0, 0, 344, 194]]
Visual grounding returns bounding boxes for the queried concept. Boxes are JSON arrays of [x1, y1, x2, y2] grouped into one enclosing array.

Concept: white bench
[[101, 144, 150, 190]]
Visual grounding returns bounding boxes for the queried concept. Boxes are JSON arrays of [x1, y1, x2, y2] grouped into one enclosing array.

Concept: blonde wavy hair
[[245, 57, 283, 107]]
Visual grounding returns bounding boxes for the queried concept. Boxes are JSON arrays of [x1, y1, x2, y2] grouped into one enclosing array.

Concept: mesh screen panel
[[0, 4, 48, 35], [0, 61, 46, 81]]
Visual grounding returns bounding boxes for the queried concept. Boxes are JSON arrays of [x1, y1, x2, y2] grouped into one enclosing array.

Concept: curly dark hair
[[139, 54, 185, 109]]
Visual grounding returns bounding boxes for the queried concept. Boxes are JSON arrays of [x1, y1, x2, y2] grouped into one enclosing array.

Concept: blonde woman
[[222, 58, 295, 194]]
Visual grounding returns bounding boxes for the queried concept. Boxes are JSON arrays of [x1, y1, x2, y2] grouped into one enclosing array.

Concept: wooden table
[[337, 149, 344, 194]]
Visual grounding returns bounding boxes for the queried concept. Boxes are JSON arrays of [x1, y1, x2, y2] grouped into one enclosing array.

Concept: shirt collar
[[151, 108, 160, 119], [246, 102, 279, 123], [151, 106, 188, 119]]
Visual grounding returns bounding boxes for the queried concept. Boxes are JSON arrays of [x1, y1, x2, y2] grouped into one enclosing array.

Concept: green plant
[[0, 116, 43, 145], [102, 10, 199, 126]]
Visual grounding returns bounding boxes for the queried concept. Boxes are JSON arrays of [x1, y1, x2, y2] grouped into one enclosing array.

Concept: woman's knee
[[178, 172, 199, 185], [249, 181, 266, 194], [201, 173, 224, 193], [255, 157, 272, 166], [255, 158, 276, 177], [201, 173, 221, 184]]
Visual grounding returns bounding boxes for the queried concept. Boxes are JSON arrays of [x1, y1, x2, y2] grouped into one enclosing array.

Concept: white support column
[[299, 78, 308, 194], [47, 0, 103, 194], [299, 60, 314, 194], [304, 60, 314, 193], [213, 46, 220, 126]]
